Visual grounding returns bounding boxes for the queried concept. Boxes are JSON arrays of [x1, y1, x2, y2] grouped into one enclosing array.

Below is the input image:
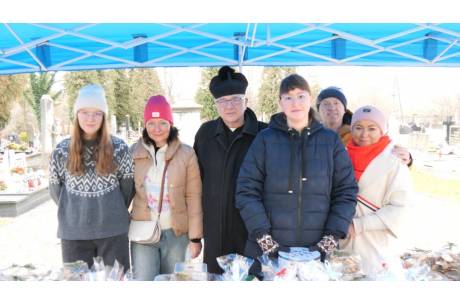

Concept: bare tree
[[160, 68, 175, 104]]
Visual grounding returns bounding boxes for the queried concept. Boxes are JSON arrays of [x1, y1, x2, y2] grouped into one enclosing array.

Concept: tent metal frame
[[1, 23, 460, 74]]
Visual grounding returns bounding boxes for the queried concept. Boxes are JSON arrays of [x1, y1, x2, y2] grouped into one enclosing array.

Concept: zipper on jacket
[[288, 129, 296, 194], [296, 133, 303, 244], [297, 127, 310, 244]]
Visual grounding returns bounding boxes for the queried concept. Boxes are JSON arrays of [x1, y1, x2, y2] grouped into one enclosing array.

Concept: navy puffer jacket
[[236, 113, 357, 258]]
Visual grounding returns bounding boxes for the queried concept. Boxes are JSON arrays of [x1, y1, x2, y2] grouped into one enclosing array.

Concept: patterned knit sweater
[[49, 136, 135, 240]]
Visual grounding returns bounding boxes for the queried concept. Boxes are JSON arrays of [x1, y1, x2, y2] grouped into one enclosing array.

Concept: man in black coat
[[193, 66, 267, 274]]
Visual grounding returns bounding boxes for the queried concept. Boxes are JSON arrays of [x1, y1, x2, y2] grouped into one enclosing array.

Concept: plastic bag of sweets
[[57, 261, 91, 281], [278, 247, 321, 267], [257, 254, 278, 280], [217, 253, 254, 281], [328, 250, 367, 281], [279, 247, 322, 281], [297, 260, 330, 281], [87, 257, 107, 281], [257, 254, 297, 281], [106, 260, 125, 281], [273, 262, 298, 281], [173, 262, 208, 281]]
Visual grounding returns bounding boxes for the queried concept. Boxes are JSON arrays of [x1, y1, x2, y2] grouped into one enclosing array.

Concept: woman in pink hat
[[316, 86, 413, 166], [341, 105, 412, 277], [129, 95, 203, 280]]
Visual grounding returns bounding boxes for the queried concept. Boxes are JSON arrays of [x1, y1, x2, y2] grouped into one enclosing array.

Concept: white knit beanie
[[73, 84, 108, 115]]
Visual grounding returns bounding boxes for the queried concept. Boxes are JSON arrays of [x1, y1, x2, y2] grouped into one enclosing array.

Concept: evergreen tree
[[195, 67, 219, 121], [23, 72, 62, 123], [64, 68, 164, 130], [128, 68, 164, 129], [309, 81, 322, 102], [257, 67, 296, 121], [113, 69, 132, 129]]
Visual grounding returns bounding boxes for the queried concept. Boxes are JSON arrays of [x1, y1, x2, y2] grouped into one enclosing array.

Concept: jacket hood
[[268, 112, 323, 134]]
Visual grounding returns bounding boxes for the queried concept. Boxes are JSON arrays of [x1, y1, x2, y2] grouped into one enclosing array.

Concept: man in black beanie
[[193, 66, 267, 274], [316, 86, 353, 145]]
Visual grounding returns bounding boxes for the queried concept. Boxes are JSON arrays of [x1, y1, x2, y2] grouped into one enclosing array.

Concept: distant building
[[172, 99, 202, 146]]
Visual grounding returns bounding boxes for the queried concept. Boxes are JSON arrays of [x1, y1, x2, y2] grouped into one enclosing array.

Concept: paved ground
[[412, 149, 460, 180], [0, 200, 60, 270], [1, 192, 459, 273], [400, 193, 460, 250]]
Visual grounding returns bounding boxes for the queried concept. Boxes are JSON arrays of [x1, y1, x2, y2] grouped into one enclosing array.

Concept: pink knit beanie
[[351, 105, 387, 134], [143, 95, 174, 126]]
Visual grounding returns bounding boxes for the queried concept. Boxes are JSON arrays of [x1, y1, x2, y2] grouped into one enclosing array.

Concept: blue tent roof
[[2, 23, 460, 74]]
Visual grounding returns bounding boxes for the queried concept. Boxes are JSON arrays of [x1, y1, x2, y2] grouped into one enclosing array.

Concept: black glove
[[309, 234, 338, 262]]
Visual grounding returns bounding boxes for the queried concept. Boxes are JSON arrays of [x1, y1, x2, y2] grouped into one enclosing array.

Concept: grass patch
[[411, 167, 460, 204], [0, 218, 13, 227]]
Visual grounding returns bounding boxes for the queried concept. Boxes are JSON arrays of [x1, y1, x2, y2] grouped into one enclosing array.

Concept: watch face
[[279, 247, 321, 262]]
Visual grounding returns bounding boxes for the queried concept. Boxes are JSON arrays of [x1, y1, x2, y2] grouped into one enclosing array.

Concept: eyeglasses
[[215, 95, 245, 107], [146, 120, 170, 129], [78, 110, 104, 119], [280, 92, 310, 104]]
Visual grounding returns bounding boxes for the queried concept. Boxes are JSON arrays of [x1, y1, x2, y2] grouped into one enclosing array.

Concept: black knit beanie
[[316, 86, 347, 110]]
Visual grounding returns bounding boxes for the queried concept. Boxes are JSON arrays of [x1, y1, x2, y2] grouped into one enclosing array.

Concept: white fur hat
[[73, 84, 108, 115]]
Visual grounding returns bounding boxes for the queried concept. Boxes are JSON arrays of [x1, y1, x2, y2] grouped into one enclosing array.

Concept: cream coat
[[340, 143, 412, 276]]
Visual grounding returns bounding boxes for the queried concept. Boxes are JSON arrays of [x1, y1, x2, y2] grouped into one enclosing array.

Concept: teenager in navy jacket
[[236, 74, 358, 275]]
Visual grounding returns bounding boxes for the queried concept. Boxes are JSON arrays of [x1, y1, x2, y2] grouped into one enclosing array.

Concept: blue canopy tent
[[1, 23, 460, 74]]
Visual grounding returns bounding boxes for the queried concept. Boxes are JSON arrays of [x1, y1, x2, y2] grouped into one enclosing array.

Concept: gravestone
[[111, 114, 117, 135], [450, 126, 460, 145], [40, 95, 54, 154], [40, 95, 54, 170]]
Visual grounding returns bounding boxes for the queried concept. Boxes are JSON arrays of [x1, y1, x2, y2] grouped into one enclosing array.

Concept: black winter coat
[[236, 113, 358, 261], [193, 108, 267, 274]]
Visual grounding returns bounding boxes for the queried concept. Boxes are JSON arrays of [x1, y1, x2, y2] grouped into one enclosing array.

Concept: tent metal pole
[[144, 40, 222, 65], [432, 39, 458, 63], [245, 36, 334, 64], [0, 56, 37, 68], [3, 23, 46, 70], [3, 23, 96, 57]]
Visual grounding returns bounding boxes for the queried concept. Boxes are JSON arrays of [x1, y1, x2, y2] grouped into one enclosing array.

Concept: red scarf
[[346, 135, 391, 181]]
